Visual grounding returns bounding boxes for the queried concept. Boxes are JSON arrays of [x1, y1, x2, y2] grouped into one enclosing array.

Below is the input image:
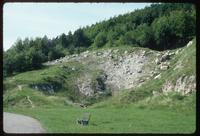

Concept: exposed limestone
[[83, 54, 88, 58], [44, 49, 155, 94], [162, 75, 196, 95], [139, 79, 145, 83], [152, 91, 161, 97], [169, 52, 175, 56], [155, 58, 160, 65], [43, 45, 195, 97], [160, 53, 170, 62], [96, 52, 103, 56], [154, 74, 161, 79], [30, 84, 55, 95], [26, 96, 35, 108], [17, 85, 22, 91], [77, 78, 93, 96], [72, 67, 75, 71], [17, 84, 26, 91], [155, 51, 171, 65], [124, 50, 128, 54], [174, 75, 196, 95], [137, 70, 142, 73], [175, 50, 179, 54], [162, 81, 174, 94], [141, 50, 146, 57], [160, 64, 169, 70]]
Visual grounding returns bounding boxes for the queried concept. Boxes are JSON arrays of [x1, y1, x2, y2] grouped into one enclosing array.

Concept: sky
[[3, 3, 151, 51]]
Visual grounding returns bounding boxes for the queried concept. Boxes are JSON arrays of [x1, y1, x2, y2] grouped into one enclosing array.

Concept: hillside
[[3, 3, 196, 133], [3, 38, 196, 108], [3, 38, 196, 133]]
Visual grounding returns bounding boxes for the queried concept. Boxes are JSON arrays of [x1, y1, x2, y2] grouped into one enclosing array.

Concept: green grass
[[3, 61, 88, 107], [3, 87, 69, 108], [4, 104, 195, 133]]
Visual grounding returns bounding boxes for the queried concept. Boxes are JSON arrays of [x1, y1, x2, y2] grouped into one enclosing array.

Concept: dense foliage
[[3, 3, 196, 76]]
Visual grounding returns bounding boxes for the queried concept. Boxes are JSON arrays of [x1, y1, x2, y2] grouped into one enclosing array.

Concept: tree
[[152, 16, 174, 50], [94, 32, 107, 48], [3, 52, 15, 76], [26, 48, 43, 69], [73, 28, 91, 47], [119, 31, 136, 46], [132, 24, 154, 48], [59, 33, 68, 47], [152, 9, 195, 50], [14, 38, 24, 51], [168, 10, 196, 45]]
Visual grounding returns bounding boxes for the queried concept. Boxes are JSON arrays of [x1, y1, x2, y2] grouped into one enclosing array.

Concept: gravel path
[[3, 112, 46, 133]]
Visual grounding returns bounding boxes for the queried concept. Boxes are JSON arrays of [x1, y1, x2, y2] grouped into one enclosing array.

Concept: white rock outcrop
[[162, 75, 196, 95]]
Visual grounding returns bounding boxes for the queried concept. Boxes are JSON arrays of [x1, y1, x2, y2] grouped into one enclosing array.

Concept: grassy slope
[[5, 105, 195, 133], [3, 61, 87, 107], [3, 39, 196, 133]]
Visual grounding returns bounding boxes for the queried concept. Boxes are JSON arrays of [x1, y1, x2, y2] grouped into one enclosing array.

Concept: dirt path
[[3, 112, 45, 133]]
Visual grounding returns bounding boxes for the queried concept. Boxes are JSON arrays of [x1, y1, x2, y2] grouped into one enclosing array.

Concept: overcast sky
[[3, 3, 151, 51]]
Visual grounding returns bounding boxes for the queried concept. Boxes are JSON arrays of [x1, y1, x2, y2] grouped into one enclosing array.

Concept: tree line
[[3, 3, 196, 77]]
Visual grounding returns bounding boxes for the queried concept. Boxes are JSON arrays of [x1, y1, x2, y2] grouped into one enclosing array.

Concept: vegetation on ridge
[[3, 3, 196, 76]]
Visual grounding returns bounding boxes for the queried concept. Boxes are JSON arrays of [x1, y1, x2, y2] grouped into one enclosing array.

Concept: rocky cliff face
[[43, 40, 196, 97]]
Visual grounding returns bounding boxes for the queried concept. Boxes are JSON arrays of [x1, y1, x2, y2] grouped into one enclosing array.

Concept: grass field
[[4, 104, 196, 133]]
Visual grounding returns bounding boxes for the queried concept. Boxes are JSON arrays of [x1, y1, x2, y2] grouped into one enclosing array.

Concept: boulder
[[125, 69, 130, 74], [84, 50, 89, 54], [155, 58, 160, 65], [169, 52, 175, 56], [113, 49, 119, 53], [139, 79, 145, 83], [154, 74, 161, 79], [160, 54, 170, 62], [138, 60, 143, 63], [156, 53, 160, 57], [152, 72, 159, 77], [187, 41, 193, 47], [137, 70, 142, 73], [72, 54, 78, 57], [96, 52, 103, 56], [162, 62, 170, 65], [83, 54, 88, 58], [141, 50, 146, 57], [146, 77, 150, 80], [175, 49, 181, 55], [160, 64, 169, 70]]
